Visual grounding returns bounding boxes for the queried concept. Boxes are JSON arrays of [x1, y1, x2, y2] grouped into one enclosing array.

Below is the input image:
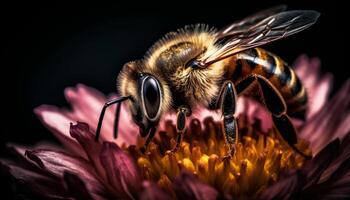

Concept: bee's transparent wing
[[218, 5, 287, 37], [200, 10, 320, 66]]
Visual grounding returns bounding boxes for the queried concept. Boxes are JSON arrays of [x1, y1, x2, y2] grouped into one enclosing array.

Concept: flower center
[[127, 116, 311, 198]]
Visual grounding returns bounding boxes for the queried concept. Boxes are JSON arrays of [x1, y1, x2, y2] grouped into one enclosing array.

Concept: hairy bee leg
[[236, 74, 311, 159], [140, 126, 156, 154], [173, 132, 182, 151], [171, 106, 189, 152], [236, 75, 286, 115], [272, 114, 311, 159], [220, 81, 239, 160]]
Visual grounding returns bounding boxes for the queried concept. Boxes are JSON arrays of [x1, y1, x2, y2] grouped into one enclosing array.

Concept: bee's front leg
[[219, 81, 239, 161], [171, 106, 191, 152], [140, 126, 157, 154]]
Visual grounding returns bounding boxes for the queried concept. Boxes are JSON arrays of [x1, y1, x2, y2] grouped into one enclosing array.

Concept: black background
[[1, 0, 347, 199]]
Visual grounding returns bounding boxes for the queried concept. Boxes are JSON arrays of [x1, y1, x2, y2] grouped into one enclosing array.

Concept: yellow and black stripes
[[223, 48, 307, 119]]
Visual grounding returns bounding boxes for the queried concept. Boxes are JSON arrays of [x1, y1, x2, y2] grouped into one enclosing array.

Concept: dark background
[[1, 0, 347, 199]]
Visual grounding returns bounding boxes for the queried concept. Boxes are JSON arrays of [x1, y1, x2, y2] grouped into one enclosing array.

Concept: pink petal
[[64, 84, 138, 145], [293, 54, 309, 79], [69, 122, 107, 181], [294, 55, 320, 86], [293, 55, 333, 119], [294, 56, 320, 90], [100, 142, 141, 199], [192, 106, 221, 122], [164, 96, 273, 134], [140, 181, 172, 200], [306, 74, 333, 119], [173, 172, 218, 200], [300, 80, 350, 153], [34, 105, 85, 157], [240, 97, 273, 132], [157, 107, 219, 133], [24, 148, 105, 195]]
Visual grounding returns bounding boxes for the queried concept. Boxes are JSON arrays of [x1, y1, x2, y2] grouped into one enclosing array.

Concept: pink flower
[[1, 55, 349, 199]]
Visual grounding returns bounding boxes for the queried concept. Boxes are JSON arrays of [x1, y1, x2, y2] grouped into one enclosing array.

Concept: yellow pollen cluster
[[127, 117, 310, 199]]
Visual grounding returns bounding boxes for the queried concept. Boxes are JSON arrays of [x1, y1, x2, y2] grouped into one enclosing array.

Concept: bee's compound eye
[[142, 76, 161, 120]]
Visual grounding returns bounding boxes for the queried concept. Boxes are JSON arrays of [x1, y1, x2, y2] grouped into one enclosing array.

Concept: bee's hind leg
[[219, 81, 239, 161], [236, 74, 311, 159], [170, 106, 190, 153]]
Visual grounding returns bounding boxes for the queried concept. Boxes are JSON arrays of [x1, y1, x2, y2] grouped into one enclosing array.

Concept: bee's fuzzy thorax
[[170, 62, 225, 107], [140, 24, 225, 108], [145, 24, 218, 69]]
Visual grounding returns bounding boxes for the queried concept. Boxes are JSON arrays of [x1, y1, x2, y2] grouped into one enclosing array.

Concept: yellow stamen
[[127, 117, 311, 198]]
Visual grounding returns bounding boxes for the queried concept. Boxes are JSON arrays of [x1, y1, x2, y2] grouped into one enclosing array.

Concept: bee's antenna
[[114, 101, 122, 139], [95, 96, 131, 142]]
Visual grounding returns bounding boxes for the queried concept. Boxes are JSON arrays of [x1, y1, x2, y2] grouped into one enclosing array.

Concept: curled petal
[[7, 142, 66, 162], [100, 142, 141, 199], [69, 122, 107, 181], [25, 149, 92, 177], [139, 181, 172, 200], [173, 172, 218, 200], [6, 143, 74, 179], [24, 148, 106, 196], [6, 144, 40, 171]]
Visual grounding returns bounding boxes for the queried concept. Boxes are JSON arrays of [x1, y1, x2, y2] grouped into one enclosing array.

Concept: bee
[[95, 6, 319, 159]]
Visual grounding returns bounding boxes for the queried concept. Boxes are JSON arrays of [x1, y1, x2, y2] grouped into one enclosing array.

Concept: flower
[[1, 55, 349, 200]]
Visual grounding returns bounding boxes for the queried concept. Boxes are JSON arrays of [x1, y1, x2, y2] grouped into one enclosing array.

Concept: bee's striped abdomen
[[223, 48, 307, 119]]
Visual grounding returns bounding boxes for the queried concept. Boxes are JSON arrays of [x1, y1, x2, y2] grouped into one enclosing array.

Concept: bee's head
[[117, 61, 171, 137]]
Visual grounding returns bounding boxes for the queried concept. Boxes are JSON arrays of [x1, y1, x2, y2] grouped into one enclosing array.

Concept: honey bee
[[95, 6, 319, 159]]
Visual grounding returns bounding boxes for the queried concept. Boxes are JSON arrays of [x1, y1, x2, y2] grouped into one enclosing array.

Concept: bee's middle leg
[[171, 106, 190, 152], [219, 81, 239, 160]]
